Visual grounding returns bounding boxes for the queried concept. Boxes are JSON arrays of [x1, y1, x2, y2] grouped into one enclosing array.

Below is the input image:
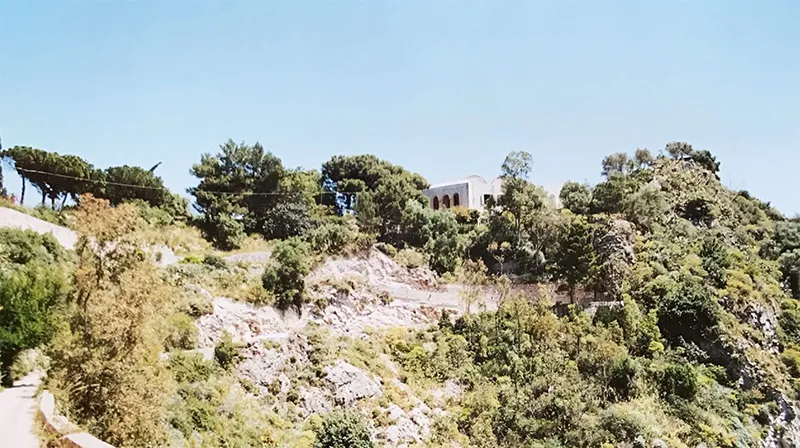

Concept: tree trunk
[[20, 178, 25, 205], [41, 191, 45, 206], [60, 195, 68, 210], [51, 196, 55, 209]]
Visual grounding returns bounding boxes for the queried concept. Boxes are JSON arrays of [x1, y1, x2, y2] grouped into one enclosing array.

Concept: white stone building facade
[[421, 175, 504, 212]]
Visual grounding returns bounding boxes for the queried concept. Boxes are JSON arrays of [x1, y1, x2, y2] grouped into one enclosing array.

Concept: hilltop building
[[421, 175, 504, 212]]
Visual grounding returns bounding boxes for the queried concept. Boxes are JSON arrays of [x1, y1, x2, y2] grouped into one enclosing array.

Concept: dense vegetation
[[1, 140, 799, 447]]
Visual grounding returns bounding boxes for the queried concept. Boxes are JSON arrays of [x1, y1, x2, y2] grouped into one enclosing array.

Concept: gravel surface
[[0, 207, 77, 249]]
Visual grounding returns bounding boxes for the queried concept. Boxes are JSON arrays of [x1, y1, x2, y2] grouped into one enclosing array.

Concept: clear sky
[[1, 1, 798, 214]]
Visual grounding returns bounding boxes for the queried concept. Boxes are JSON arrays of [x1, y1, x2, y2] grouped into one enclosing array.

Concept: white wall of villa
[[421, 175, 504, 212]]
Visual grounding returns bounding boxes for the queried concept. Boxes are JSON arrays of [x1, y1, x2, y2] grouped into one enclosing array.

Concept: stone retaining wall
[[37, 390, 114, 448]]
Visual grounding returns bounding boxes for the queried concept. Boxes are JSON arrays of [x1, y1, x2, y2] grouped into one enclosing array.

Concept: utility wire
[[13, 167, 360, 196]]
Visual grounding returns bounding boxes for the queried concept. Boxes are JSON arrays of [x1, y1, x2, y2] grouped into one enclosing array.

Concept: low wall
[[38, 390, 114, 448]]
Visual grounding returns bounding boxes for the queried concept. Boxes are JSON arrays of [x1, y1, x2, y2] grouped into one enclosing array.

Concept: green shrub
[[164, 313, 199, 351], [262, 238, 311, 311], [0, 228, 68, 266], [202, 253, 229, 270], [598, 407, 649, 442], [657, 282, 720, 349], [657, 363, 698, 400], [168, 351, 216, 383], [307, 219, 358, 255], [608, 357, 639, 401], [214, 331, 244, 370], [375, 242, 397, 257], [780, 300, 800, 345], [395, 248, 426, 269], [0, 263, 69, 386], [313, 410, 374, 448], [181, 292, 214, 318], [199, 213, 246, 251], [180, 254, 204, 265], [781, 348, 800, 377]]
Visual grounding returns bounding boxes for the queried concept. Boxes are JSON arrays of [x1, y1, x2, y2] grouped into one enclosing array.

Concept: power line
[[13, 167, 360, 196]]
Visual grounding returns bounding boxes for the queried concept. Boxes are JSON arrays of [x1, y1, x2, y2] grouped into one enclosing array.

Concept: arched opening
[[432, 196, 440, 210], [453, 193, 460, 207], [442, 195, 451, 209]]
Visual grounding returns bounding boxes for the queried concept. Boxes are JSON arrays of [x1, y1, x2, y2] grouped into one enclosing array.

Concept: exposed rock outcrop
[[325, 361, 382, 405]]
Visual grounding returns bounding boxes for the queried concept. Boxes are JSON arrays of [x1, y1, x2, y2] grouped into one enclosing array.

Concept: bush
[[168, 351, 216, 383], [262, 238, 311, 311], [780, 300, 800, 345], [164, 313, 199, 351], [375, 242, 397, 257], [180, 254, 204, 265], [0, 228, 67, 266], [307, 218, 358, 255], [781, 348, 800, 377], [0, 263, 69, 386], [657, 282, 720, 349], [598, 407, 649, 442], [608, 357, 639, 401], [180, 288, 214, 317], [202, 253, 229, 270], [313, 410, 374, 448], [395, 248, 426, 269], [200, 213, 245, 251], [214, 331, 244, 370], [657, 363, 698, 400]]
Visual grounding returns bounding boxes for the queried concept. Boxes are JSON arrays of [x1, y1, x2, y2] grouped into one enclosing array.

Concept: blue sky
[[1, 1, 798, 214]]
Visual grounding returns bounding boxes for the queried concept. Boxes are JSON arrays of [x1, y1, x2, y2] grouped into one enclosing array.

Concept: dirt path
[[0, 371, 42, 448]]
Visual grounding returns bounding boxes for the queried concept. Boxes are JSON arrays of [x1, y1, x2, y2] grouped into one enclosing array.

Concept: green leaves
[[0, 262, 69, 386], [321, 154, 428, 243], [313, 410, 374, 448], [1, 146, 170, 209], [262, 238, 311, 310], [189, 140, 319, 248]]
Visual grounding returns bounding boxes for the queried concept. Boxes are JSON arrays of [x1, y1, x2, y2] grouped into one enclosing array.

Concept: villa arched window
[[453, 193, 460, 207], [432, 197, 440, 210], [442, 195, 451, 208]]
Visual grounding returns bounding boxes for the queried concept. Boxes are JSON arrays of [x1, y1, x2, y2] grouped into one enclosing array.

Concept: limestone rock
[[385, 417, 421, 445], [299, 387, 333, 417], [325, 360, 382, 405]]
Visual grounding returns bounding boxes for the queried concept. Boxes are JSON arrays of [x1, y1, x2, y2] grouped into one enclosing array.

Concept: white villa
[[421, 175, 504, 212]]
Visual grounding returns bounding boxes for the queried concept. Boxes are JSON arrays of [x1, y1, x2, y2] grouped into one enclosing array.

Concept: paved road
[[0, 372, 41, 448]]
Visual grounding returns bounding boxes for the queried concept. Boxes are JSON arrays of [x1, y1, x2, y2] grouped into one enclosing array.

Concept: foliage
[[0, 263, 69, 386], [163, 312, 198, 351], [262, 238, 312, 310], [656, 363, 698, 400], [168, 350, 216, 383], [46, 195, 172, 447], [559, 181, 592, 215], [100, 165, 169, 207], [313, 410, 374, 448], [0, 228, 68, 266], [306, 216, 360, 255], [189, 139, 317, 248], [214, 330, 244, 370], [321, 154, 428, 244], [423, 210, 465, 275], [395, 248, 426, 269], [551, 214, 599, 300], [202, 253, 229, 270], [657, 282, 720, 351], [1, 146, 170, 209]]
